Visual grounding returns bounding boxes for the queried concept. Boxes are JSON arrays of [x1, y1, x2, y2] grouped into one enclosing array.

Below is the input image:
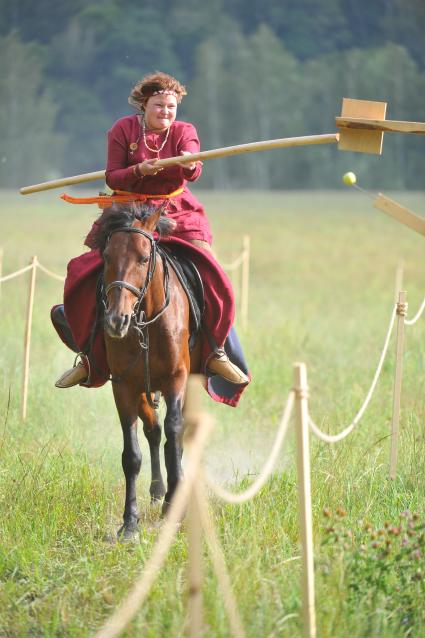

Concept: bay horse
[[93, 202, 201, 540]]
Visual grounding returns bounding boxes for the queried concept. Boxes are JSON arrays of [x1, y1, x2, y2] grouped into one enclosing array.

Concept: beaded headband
[[150, 89, 178, 97]]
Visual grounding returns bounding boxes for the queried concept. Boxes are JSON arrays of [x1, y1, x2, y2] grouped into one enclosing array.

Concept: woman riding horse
[[56, 71, 249, 388], [52, 72, 250, 534]]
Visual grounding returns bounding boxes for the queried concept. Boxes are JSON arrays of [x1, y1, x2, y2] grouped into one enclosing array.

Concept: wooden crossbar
[[337, 98, 387, 154], [373, 194, 425, 237], [336, 117, 425, 135]]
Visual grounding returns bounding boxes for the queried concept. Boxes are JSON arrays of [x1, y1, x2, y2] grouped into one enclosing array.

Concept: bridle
[[105, 227, 157, 299], [104, 225, 170, 325], [102, 225, 171, 406]]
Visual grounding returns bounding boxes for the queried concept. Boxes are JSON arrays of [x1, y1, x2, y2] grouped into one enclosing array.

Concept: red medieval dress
[[52, 116, 250, 406]]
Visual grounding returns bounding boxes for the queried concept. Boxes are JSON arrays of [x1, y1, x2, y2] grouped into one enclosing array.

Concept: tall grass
[[0, 189, 424, 636]]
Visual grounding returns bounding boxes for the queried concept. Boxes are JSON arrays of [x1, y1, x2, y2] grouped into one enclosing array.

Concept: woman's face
[[144, 94, 178, 131]]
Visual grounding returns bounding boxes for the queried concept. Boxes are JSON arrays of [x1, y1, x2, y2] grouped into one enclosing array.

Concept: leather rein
[[103, 225, 170, 408]]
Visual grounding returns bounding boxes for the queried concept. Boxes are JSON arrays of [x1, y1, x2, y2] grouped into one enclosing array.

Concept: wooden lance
[[19, 97, 425, 195], [20, 133, 339, 194]]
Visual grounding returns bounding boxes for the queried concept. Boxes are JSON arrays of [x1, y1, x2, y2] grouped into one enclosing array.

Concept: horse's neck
[[143, 253, 166, 317]]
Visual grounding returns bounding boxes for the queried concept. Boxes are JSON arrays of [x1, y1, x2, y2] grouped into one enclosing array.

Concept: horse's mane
[[91, 202, 173, 251]]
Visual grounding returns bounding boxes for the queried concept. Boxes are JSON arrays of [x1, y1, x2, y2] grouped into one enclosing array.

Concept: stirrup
[[55, 354, 89, 388], [206, 349, 249, 385]]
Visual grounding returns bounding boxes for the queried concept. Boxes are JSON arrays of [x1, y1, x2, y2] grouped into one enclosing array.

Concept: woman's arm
[[105, 121, 141, 191], [178, 123, 203, 182]]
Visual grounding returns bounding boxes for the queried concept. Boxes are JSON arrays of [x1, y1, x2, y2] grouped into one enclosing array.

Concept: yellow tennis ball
[[342, 171, 357, 186]]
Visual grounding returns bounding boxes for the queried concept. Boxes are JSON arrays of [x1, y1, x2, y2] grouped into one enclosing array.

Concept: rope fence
[[195, 480, 246, 638], [220, 235, 250, 330], [0, 253, 65, 419], [307, 303, 397, 444], [205, 390, 294, 504], [405, 296, 425, 325], [36, 261, 67, 282], [221, 253, 245, 270], [0, 247, 424, 637], [90, 289, 423, 638], [389, 294, 407, 479], [0, 257, 65, 285], [0, 262, 34, 283]]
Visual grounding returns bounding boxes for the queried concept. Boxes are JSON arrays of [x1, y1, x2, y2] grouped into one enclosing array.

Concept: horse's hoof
[[150, 482, 166, 504], [117, 523, 139, 543], [103, 530, 118, 544], [161, 500, 170, 516]]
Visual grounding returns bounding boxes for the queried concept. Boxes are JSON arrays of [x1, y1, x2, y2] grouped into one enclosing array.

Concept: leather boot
[[55, 361, 88, 388], [206, 349, 249, 385]]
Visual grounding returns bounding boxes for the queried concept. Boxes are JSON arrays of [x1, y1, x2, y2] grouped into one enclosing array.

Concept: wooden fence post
[[229, 249, 238, 294], [393, 260, 404, 303], [294, 362, 316, 638], [187, 484, 203, 638], [389, 291, 407, 480], [22, 256, 37, 420], [240, 235, 250, 330], [184, 376, 205, 637]]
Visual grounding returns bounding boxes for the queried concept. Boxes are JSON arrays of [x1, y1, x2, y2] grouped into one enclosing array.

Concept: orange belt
[[60, 187, 184, 208]]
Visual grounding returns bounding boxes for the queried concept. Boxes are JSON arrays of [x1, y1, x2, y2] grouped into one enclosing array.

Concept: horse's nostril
[[117, 314, 129, 331], [106, 313, 130, 336]]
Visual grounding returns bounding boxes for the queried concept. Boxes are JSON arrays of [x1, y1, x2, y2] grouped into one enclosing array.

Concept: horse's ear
[[144, 205, 164, 232]]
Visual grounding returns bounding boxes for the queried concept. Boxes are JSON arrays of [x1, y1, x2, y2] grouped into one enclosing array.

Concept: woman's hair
[[128, 72, 187, 111]]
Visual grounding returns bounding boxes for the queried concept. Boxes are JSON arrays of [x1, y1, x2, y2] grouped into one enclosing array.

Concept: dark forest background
[[1, 0, 424, 189]]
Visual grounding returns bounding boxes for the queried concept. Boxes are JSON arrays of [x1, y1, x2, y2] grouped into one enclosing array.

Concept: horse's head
[[95, 203, 167, 339]]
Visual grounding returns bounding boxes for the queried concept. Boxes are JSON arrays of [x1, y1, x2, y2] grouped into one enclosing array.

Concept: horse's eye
[[139, 256, 149, 265]]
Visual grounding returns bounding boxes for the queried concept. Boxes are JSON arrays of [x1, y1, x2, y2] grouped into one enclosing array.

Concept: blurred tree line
[[0, 0, 424, 189]]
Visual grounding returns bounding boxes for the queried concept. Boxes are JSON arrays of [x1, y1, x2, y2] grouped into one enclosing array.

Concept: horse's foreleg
[[139, 394, 166, 503], [163, 378, 187, 514], [113, 386, 142, 539]]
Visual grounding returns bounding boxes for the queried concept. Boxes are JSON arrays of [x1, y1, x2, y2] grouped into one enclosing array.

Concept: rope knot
[[396, 301, 408, 316], [293, 385, 309, 400]]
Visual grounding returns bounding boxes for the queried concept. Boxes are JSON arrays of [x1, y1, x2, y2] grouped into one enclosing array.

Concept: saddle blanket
[[51, 236, 250, 407]]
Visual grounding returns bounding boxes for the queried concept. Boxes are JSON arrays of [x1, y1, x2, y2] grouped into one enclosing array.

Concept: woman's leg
[[186, 239, 249, 385], [186, 239, 213, 253]]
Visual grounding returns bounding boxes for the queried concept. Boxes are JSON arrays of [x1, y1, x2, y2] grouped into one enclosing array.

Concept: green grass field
[[0, 189, 424, 637]]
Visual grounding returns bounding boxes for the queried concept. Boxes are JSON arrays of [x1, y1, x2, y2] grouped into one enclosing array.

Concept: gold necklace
[[142, 118, 170, 156]]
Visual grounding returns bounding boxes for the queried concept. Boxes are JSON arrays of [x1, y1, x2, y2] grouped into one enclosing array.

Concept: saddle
[[159, 245, 205, 350]]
